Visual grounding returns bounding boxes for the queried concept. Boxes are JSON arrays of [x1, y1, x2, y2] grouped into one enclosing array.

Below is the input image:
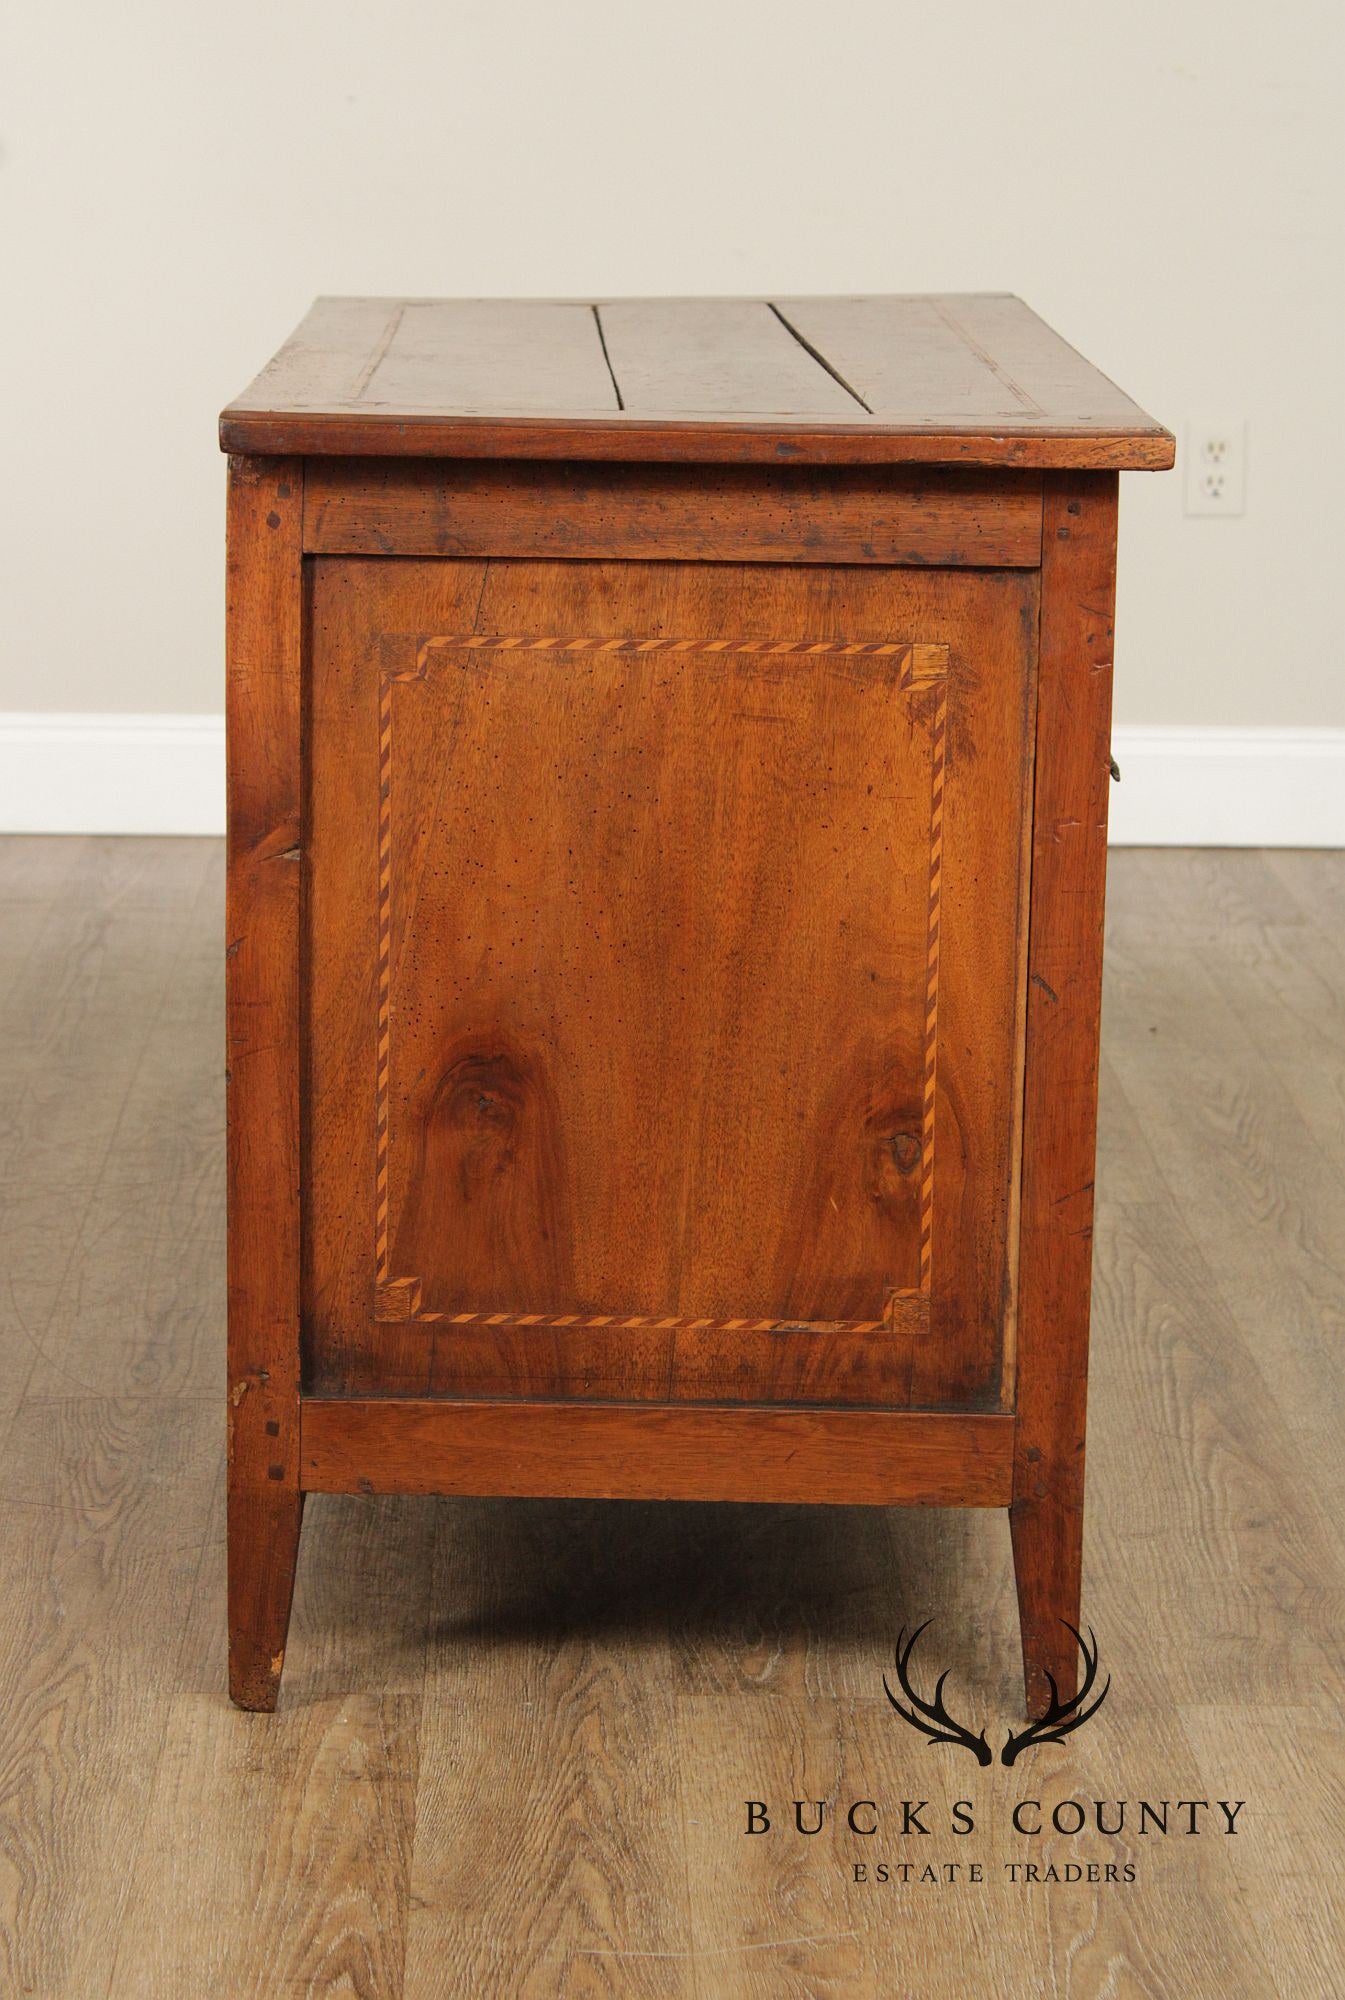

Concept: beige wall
[[4, 1, 1341, 726]]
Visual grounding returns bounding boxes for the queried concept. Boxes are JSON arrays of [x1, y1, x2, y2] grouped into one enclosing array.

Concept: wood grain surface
[[304, 558, 1035, 1410], [301, 459, 1045, 567], [224, 457, 304, 1711], [299, 1400, 1015, 1506], [0, 839, 1341, 1996], [220, 295, 1174, 468], [1010, 472, 1119, 1715]]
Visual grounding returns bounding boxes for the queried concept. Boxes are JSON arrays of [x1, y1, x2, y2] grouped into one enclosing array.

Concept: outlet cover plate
[[1184, 421, 1247, 517]]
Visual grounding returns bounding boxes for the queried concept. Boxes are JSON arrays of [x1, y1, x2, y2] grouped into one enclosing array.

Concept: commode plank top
[[221, 296, 1173, 1711]]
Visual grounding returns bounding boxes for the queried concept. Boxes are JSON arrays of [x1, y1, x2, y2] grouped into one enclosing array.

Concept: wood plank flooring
[[0, 839, 1340, 1997]]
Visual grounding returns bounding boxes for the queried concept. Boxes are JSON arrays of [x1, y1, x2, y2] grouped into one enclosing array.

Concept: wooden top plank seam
[[767, 303, 873, 414], [351, 302, 406, 401], [932, 295, 1044, 418], [591, 304, 626, 411]]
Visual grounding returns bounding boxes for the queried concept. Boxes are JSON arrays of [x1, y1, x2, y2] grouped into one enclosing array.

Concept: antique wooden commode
[[221, 296, 1172, 1711]]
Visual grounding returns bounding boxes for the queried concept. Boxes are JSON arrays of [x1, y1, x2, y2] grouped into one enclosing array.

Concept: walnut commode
[[221, 295, 1172, 1711]]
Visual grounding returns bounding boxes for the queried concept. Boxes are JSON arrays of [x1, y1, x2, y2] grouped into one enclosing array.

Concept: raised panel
[[375, 629, 946, 1336], [305, 558, 1036, 1408]]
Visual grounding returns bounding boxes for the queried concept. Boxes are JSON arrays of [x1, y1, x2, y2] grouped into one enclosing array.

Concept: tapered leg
[[1013, 474, 1117, 1721], [1010, 1493, 1082, 1717], [225, 456, 305, 1711], [228, 1486, 304, 1710]]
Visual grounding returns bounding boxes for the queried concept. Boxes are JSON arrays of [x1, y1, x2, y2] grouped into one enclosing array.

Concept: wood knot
[[434, 1051, 528, 1156]]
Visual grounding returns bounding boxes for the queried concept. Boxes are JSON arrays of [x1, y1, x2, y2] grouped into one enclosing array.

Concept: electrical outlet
[[1184, 421, 1246, 516]]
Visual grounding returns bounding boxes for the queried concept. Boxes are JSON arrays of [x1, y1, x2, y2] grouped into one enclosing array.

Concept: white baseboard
[[1, 713, 1343, 847], [1107, 725, 1345, 847], [0, 713, 224, 836]]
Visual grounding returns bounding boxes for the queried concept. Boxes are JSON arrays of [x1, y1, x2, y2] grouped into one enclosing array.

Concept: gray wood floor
[[0, 839, 1341, 1998]]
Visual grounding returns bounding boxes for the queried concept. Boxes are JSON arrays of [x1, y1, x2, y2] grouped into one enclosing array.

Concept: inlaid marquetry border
[[921, 672, 946, 1289], [416, 633, 949, 668], [373, 634, 949, 1332]]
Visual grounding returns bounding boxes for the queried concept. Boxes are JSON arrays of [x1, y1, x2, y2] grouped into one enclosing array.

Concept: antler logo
[[883, 1624, 993, 1765], [1001, 1625, 1110, 1766], [884, 1622, 1110, 1767]]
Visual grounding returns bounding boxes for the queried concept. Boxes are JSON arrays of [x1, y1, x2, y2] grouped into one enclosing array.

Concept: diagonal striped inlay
[[371, 1293, 898, 1334], [920, 680, 947, 1291], [373, 634, 949, 1322]]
